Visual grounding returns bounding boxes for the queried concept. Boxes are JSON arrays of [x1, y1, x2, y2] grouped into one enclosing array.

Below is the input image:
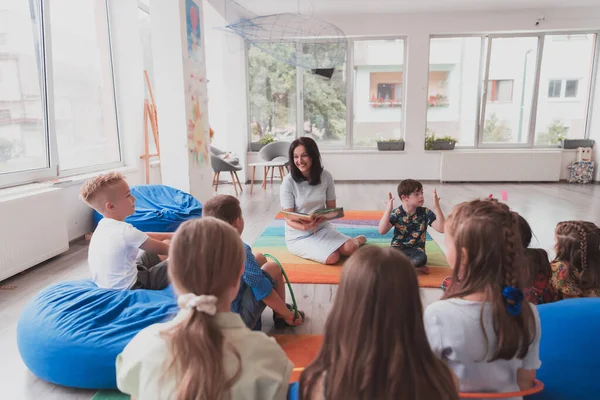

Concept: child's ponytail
[[556, 221, 600, 290], [161, 217, 245, 400]]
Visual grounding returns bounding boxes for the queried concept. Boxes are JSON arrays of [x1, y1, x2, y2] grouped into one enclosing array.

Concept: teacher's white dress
[[280, 169, 351, 263]]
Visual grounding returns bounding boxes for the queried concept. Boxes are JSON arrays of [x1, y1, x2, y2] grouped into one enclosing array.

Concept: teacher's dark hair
[[289, 137, 323, 186]]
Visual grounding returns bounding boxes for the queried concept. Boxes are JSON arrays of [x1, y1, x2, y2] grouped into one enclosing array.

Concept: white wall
[[214, 6, 600, 181], [203, 0, 248, 178]]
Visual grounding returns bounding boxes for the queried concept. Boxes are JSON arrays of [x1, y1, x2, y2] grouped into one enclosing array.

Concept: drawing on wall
[[184, 0, 209, 165], [186, 0, 201, 58]]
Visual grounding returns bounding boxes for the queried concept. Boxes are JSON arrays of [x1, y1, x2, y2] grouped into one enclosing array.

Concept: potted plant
[[425, 129, 457, 150], [376, 138, 405, 151], [249, 134, 275, 152]]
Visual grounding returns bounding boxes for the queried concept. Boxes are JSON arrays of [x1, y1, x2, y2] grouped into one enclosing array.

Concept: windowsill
[[0, 165, 138, 198]]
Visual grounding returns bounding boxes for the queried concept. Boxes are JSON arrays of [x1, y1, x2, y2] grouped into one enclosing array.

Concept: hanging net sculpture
[[226, 13, 347, 71]]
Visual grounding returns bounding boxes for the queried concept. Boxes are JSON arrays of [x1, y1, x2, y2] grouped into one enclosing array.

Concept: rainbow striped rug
[[252, 210, 449, 288]]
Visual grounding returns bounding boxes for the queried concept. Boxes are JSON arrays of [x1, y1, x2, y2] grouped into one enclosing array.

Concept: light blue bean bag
[[93, 184, 203, 233], [17, 280, 178, 389], [529, 298, 600, 400]]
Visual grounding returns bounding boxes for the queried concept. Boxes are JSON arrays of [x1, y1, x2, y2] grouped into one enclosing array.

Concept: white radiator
[[0, 188, 69, 282], [440, 150, 562, 182]]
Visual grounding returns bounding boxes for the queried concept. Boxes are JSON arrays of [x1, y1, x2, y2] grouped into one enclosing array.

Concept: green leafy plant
[[535, 120, 568, 146], [424, 128, 456, 150], [257, 134, 275, 145]]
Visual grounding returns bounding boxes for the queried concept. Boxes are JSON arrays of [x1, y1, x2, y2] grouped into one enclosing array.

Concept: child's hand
[[384, 192, 395, 210], [433, 189, 441, 208]]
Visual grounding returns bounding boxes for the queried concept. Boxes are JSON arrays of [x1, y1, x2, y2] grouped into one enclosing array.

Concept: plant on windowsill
[[0, 138, 15, 164], [376, 138, 405, 151], [428, 94, 449, 108], [425, 129, 457, 150], [369, 95, 402, 108], [249, 134, 275, 152]]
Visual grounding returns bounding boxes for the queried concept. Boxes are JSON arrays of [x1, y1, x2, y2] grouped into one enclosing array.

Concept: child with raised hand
[[116, 217, 293, 400], [80, 172, 171, 290], [203, 195, 305, 330], [425, 199, 541, 399], [378, 179, 445, 274], [297, 246, 459, 400], [551, 220, 600, 299], [517, 214, 556, 305]]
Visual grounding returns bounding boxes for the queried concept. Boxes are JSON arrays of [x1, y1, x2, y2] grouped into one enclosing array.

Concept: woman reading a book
[[280, 137, 367, 265]]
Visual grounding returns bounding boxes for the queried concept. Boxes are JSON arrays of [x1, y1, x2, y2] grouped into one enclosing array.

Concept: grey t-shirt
[[424, 299, 541, 400], [280, 169, 336, 240]]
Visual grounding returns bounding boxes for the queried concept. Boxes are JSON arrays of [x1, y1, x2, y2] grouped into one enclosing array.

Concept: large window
[[1, 0, 121, 187], [303, 47, 347, 147], [481, 37, 539, 145], [247, 44, 297, 143], [49, 0, 120, 171], [247, 39, 405, 149], [428, 33, 598, 148], [0, 0, 50, 179], [534, 34, 596, 145], [427, 37, 481, 147], [353, 39, 405, 147]]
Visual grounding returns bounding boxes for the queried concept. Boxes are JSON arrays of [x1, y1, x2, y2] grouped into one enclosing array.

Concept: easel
[[140, 70, 161, 184]]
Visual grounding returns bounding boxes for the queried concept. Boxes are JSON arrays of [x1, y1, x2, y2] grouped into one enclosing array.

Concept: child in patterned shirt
[[378, 179, 445, 273], [551, 220, 600, 299]]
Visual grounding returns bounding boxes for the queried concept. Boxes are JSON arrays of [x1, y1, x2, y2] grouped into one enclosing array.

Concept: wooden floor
[[1, 181, 599, 399]]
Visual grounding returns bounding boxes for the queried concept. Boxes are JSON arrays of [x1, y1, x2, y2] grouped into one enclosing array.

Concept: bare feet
[[355, 235, 367, 247], [415, 266, 431, 275]]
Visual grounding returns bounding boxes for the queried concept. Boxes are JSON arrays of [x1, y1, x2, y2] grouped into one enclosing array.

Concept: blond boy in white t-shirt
[[80, 173, 171, 290]]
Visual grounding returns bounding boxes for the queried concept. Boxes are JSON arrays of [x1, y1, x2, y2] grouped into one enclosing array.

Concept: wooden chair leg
[[230, 171, 239, 196], [270, 166, 274, 185], [212, 172, 217, 186], [215, 172, 220, 191], [278, 166, 285, 182], [263, 166, 268, 189], [250, 166, 256, 195], [234, 171, 243, 192]]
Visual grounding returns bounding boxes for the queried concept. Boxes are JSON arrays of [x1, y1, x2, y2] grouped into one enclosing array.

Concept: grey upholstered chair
[[255, 141, 291, 187], [210, 148, 243, 196], [210, 145, 240, 165]]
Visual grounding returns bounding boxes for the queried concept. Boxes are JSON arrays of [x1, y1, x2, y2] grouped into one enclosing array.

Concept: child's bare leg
[[158, 239, 171, 262], [254, 252, 268, 266], [262, 262, 286, 316]]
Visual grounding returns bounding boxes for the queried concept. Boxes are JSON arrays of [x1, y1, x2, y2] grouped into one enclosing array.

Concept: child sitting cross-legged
[[425, 199, 541, 398], [116, 217, 293, 400], [378, 179, 445, 274], [203, 194, 305, 330], [80, 173, 171, 290]]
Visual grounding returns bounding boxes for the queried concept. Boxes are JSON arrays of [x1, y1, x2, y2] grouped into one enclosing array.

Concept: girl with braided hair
[[424, 199, 541, 399], [551, 220, 600, 299]]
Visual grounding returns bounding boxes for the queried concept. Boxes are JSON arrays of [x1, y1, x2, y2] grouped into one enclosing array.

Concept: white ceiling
[[233, 0, 600, 16]]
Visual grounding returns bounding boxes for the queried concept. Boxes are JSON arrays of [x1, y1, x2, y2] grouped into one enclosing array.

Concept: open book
[[281, 208, 344, 223]]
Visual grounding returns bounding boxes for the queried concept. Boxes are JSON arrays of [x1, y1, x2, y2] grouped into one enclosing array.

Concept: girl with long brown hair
[[424, 199, 541, 399], [551, 220, 600, 299], [298, 245, 459, 400], [116, 217, 293, 400]]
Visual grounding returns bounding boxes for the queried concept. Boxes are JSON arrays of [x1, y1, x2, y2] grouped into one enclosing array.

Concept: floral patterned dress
[[524, 272, 557, 305], [550, 260, 600, 299]]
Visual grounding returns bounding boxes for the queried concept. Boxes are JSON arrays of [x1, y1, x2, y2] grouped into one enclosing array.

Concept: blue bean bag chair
[[528, 298, 600, 400], [93, 184, 202, 232], [17, 280, 178, 389]]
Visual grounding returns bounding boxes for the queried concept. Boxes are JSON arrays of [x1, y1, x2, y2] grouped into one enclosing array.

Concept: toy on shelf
[[568, 147, 594, 184]]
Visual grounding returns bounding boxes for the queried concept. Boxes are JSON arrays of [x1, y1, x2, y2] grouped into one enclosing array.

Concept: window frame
[[245, 36, 408, 150], [431, 31, 599, 150], [1, 0, 123, 189], [1, 0, 58, 188]]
